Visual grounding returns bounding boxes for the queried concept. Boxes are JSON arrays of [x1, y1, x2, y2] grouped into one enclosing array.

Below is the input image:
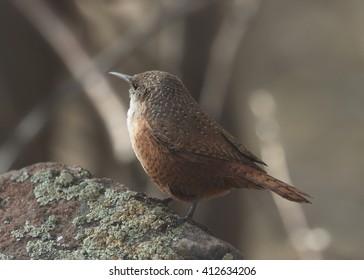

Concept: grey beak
[[109, 71, 132, 83]]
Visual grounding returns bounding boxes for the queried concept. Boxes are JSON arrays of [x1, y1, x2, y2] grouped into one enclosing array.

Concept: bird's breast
[[127, 98, 147, 147], [126, 99, 156, 166]]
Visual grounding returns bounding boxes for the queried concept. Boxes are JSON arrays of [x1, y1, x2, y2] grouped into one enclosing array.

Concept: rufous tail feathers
[[260, 174, 311, 203], [234, 166, 312, 203]]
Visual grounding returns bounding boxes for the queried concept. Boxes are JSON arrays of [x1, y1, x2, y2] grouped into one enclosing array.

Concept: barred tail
[[261, 174, 312, 203], [231, 165, 312, 203]]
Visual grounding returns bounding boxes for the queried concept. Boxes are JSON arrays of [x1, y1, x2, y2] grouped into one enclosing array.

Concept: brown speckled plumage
[[110, 70, 311, 219]]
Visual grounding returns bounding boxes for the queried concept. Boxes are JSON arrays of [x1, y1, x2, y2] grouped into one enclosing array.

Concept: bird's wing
[[220, 129, 267, 166], [151, 121, 266, 172]]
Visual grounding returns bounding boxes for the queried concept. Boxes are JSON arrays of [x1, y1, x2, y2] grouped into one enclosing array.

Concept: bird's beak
[[108, 71, 132, 83]]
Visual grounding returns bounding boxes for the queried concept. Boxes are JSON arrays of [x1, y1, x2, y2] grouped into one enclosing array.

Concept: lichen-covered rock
[[0, 162, 244, 260]]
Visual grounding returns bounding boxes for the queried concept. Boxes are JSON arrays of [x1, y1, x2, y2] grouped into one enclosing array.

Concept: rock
[[0, 162, 244, 260]]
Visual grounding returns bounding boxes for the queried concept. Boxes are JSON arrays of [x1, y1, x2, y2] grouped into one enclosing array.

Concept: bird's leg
[[184, 199, 198, 221], [183, 199, 211, 232], [157, 199, 210, 233]]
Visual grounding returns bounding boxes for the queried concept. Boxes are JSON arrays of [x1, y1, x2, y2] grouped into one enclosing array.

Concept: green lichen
[[26, 240, 60, 260], [10, 229, 24, 241], [10, 171, 30, 183], [11, 215, 57, 241], [32, 170, 59, 206], [32, 168, 102, 206], [0, 253, 14, 260], [77, 180, 104, 201], [73, 168, 92, 180], [13, 166, 186, 259], [54, 170, 74, 188], [31, 170, 54, 185], [68, 187, 178, 260], [222, 252, 234, 260]]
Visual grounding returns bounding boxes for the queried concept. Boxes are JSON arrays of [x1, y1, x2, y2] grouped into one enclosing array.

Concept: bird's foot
[[149, 197, 173, 206], [133, 192, 173, 206], [157, 214, 210, 234]]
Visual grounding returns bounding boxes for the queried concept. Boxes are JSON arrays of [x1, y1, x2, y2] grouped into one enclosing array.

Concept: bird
[[109, 70, 311, 220]]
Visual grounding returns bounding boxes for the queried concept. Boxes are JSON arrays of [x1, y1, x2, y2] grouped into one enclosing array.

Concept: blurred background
[[1, 0, 363, 259]]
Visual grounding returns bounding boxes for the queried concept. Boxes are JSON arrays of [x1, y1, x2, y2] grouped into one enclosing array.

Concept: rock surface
[[0, 162, 244, 260]]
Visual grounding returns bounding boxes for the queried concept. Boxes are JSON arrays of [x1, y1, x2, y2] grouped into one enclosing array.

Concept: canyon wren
[[109, 70, 311, 220]]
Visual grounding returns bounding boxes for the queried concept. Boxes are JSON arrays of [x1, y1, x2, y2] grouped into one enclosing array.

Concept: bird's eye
[[131, 82, 138, 90]]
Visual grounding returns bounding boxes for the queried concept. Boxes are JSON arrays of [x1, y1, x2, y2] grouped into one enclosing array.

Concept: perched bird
[[110, 70, 311, 220]]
